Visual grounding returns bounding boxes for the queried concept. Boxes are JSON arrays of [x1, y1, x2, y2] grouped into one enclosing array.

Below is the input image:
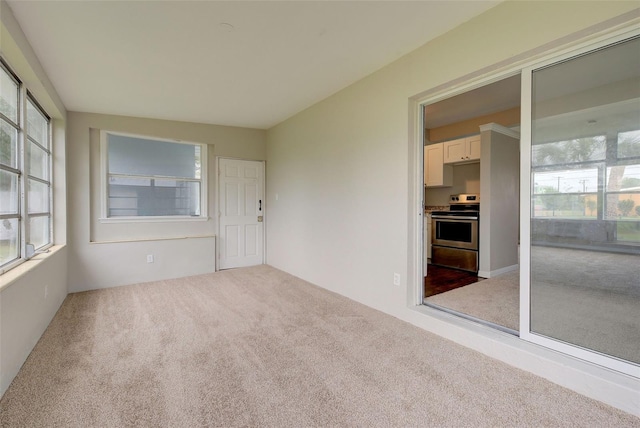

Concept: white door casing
[[218, 158, 265, 269]]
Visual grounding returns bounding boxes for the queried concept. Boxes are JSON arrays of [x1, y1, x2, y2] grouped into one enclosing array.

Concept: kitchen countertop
[[425, 205, 449, 213]]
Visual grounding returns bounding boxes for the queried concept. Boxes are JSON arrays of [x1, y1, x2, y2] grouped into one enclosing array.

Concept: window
[[0, 60, 52, 271], [101, 131, 206, 219], [532, 136, 605, 219]]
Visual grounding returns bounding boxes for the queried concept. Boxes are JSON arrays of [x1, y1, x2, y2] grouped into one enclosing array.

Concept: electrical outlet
[[393, 273, 401, 286], [147, 254, 154, 263]]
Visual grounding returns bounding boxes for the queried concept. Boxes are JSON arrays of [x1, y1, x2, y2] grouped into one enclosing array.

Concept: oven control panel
[[450, 193, 480, 203]]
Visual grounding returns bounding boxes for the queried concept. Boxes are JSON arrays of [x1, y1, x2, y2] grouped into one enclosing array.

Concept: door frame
[[408, 18, 640, 376], [215, 156, 266, 270]]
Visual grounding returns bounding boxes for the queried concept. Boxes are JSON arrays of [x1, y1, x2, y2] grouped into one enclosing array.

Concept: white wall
[[266, 1, 640, 414], [266, 0, 639, 313], [67, 112, 266, 292], [479, 126, 520, 277], [0, 0, 68, 398]]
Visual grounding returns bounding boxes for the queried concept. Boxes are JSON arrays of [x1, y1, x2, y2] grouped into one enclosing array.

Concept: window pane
[[107, 134, 199, 179], [28, 179, 50, 214], [28, 141, 49, 181], [0, 119, 18, 168], [27, 99, 48, 148], [109, 176, 200, 217], [29, 215, 50, 249], [0, 169, 19, 214], [618, 130, 640, 159], [0, 67, 18, 123], [532, 136, 606, 166], [533, 168, 599, 194], [0, 218, 19, 267], [530, 36, 640, 364]]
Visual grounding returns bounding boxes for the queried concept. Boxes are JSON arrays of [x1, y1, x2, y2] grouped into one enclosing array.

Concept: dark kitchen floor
[[424, 264, 483, 298]]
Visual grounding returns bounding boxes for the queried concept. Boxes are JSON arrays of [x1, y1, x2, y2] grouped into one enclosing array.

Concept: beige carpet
[[0, 265, 637, 426], [425, 270, 519, 331], [424, 245, 640, 364]]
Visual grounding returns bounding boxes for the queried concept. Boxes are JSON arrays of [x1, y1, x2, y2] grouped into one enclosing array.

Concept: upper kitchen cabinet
[[425, 143, 453, 187], [444, 135, 481, 164]]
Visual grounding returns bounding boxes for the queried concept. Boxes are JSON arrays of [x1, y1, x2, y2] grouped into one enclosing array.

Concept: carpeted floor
[[425, 270, 519, 331], [424, 245, 640, 364], [0, 265, 637, 426]]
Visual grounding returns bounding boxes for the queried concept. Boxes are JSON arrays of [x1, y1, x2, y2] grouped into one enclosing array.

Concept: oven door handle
[[431, 215, 478, 220]]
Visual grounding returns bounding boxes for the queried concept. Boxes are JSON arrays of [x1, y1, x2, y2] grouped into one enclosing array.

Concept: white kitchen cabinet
[[424, 143, 453, 187], [444, 135, 481, 164]]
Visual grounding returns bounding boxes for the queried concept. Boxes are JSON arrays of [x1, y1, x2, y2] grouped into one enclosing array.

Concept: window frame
[[99, 130, 208, 222], [0, 59, 53, 275]]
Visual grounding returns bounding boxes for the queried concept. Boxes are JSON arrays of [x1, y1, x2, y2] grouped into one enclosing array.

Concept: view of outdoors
[[530, 35, 640, 365], [532, 131, 640, 242]]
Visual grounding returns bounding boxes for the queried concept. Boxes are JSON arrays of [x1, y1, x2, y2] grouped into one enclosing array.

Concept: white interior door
[[218, 158, 264, 269]]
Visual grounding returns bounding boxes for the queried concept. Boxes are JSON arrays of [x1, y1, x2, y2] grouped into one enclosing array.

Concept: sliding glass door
[[524, 36, 640, 371]]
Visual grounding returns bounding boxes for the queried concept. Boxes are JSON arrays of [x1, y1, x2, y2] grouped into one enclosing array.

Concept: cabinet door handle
[[259, 200, 262, 211]]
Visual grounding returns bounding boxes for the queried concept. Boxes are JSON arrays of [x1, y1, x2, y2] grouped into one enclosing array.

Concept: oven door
[[431, 215, 478, 251]]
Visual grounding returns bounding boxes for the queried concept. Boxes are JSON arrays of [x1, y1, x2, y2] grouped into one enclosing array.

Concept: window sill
[[0, 244, 66, 292], [98, 216, 210, 224]]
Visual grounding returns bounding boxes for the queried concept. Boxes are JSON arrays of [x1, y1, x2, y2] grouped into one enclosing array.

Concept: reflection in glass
[[530, 36, 640, 364]]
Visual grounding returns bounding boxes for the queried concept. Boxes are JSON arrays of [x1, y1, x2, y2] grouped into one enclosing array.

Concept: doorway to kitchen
[[421, 75, 521, 334]]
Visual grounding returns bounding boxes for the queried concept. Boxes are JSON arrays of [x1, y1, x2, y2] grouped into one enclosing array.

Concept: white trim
[[478, 122, 520, 139], [520, 66, 533, 344], [89, 235, 215, 245], [477, 263, 518, 279], [98, 216, 209, 224]]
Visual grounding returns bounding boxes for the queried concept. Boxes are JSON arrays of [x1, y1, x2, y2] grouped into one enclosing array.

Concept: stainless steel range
[[431, 194, 479, 272]]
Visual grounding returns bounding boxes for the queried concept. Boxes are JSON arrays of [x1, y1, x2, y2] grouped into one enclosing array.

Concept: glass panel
[[107, 133, 199, 179], [0, 67, 18, 123], [27, 99, 48, 148], [0, 169, 19, 215], [532, 136, 606, 166], [28, 141, 49, 181], [533, 168, 599, 218], [0, 119, 18, 168], [530, 36, 640, 364], [29, 215, 50, 250], [108, 176, 200, 217], [617, 130, 640, 159], [28, 179, 50, 214], [0, 218, 19, 267]]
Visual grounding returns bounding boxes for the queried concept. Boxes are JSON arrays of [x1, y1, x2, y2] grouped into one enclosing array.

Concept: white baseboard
[[478, 264, 519, 279]]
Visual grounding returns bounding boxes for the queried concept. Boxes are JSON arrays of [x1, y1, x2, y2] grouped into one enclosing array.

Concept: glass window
[[0, 60, 52, 272], [617, 130, 640, 159], [104, 132, 205, 218], [0, 66, 18, 123], [530, 36, 640, 365]]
